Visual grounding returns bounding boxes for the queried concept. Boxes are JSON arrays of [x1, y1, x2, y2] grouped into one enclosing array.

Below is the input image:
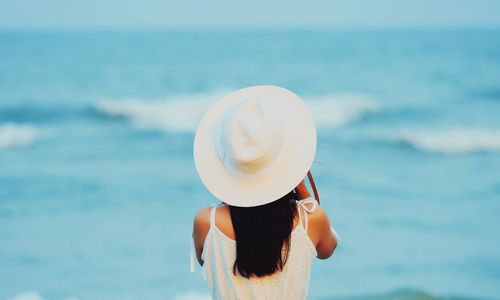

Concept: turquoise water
[[0, 29, 499, 300]]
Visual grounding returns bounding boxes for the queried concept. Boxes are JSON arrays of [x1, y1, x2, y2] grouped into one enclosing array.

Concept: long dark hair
[[228, 190, 298, 278]]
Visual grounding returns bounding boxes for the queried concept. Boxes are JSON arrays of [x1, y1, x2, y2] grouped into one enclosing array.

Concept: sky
[[1, 0, 500, 29]]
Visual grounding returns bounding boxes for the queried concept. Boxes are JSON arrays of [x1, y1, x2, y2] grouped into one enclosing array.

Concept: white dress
[[192, 197, 319, 300]]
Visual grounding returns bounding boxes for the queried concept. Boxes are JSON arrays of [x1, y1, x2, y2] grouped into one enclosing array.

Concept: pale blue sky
[[1, 0, 500, 29]]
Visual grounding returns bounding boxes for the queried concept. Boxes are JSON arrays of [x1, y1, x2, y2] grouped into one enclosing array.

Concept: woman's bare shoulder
[[306, 204, 332, 241], [298, 200, 329, 223], [193, 207, 211, 230], [308, 204, 328, 221]]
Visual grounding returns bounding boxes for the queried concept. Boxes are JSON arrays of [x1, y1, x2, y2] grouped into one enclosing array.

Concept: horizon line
[[1, 23, 500, 33]]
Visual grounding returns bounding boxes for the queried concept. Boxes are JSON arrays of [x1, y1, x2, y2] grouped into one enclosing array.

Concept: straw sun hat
[[193, 85, 317, 207]]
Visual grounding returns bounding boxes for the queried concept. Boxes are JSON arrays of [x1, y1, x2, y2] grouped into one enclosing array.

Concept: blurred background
[[1, 1, 500, 299]]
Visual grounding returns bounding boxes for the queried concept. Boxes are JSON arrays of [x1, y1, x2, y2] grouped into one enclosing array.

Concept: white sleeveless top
[[192, 197, 318, 300]]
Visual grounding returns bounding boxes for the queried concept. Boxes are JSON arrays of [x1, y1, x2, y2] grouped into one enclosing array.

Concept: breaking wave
[[0, 123, 38, 150], [94, 95, 217, 133], [307, 93, 380, 128], [93, 92, 380, 133], [395, 128, 500, 154], [5, 290, 78, 300]]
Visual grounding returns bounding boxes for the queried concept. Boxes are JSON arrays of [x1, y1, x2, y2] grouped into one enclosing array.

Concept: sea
[[0, 29, 499, 300]]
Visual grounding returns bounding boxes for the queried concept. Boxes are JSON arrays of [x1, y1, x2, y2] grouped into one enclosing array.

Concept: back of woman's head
[[229, 190, 297, 278]]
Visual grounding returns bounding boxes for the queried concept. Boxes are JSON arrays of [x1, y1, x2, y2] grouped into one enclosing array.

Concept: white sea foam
[[6, 291, 43, 300], [94, 92, 379, 133], [94, 94, 222, 133], [172, 291, 211, 300], [396, 128, 500, 154], [6, 291, 78, 300], [0, 123, 38, 150], [307, 93, 380, 128]]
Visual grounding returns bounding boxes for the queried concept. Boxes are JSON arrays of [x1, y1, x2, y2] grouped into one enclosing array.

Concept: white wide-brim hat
[[193, 85, 317, 207]]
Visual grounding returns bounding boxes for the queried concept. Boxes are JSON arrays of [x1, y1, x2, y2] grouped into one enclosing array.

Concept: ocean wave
[[0, 123, 38, 150], [5, 291, 78, 300], [171, 289, 475, 300], [94, 94, 219, 133], [323, 289, 479, 300], [307, 93, 380, 128], [0, 105, 87, 123], [395, 128, 500, 154], [172, 291, 211, 300], [93, 92, 380, 133], [6, 291, 43, 300]]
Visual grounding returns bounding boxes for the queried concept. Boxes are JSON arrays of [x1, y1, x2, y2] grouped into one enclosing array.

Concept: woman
[[192, 85, 338, 299]]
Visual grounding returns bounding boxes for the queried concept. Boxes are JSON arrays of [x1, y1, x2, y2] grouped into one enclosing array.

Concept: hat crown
[[218, 97, 287, 178]]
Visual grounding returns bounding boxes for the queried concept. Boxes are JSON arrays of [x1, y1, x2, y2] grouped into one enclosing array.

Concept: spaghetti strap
[[304, 208, 309, 232], [210, 204, 217, 226], [296, 197, 318, 233], [296, 201, 303, 226]]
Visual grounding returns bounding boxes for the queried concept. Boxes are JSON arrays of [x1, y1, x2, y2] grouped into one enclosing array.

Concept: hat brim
[[193, 85, 317, 207]]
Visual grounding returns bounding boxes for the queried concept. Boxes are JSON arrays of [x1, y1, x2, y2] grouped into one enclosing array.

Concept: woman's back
[[198, 198, 320, 300]]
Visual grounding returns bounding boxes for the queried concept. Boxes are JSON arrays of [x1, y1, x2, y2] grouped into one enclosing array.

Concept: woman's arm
[[295, 178, 338, 259], [192, 207, 211, 266], [313, 206, 338, 259]]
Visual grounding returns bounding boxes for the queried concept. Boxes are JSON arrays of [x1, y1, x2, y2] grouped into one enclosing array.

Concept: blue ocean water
[[0, 29, 500, 300]]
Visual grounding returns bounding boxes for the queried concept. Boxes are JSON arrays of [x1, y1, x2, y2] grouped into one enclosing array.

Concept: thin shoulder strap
[[296, 200, 303, 226], [210, 204, 217, 227], [304, 207, 309, 233], [296, 197, 318, 233]]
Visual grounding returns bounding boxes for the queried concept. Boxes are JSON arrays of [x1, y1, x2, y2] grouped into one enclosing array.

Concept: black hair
[[228, 190, 297, 278]]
